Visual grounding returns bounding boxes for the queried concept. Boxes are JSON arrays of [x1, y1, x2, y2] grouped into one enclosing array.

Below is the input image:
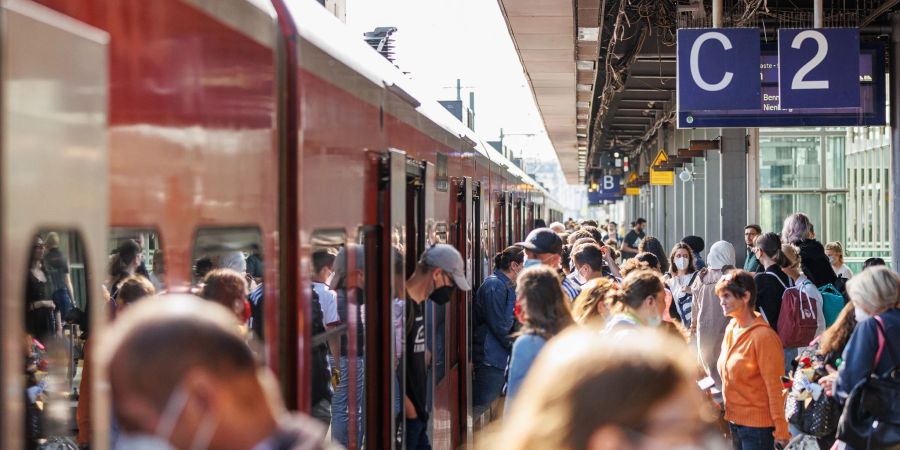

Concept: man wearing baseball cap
[[516, 227, 582, 299], [517, 228, 564, 271], [404, 244, 471, 448]]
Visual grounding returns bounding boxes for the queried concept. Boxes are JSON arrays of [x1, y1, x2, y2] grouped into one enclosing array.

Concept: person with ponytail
[[107, 239, 143, 302], [472, 245, 524, 415], [781, 213, 836, 288], [603, 269, 666, 333], [752, 232, 791, 332]]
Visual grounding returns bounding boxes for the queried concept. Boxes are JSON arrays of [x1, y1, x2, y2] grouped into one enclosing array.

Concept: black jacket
[[754, 265, 791, 332]]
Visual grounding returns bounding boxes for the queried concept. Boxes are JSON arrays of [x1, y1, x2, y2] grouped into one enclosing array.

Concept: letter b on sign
[[603, 176, 614, 190], [677, 28, 761, 111]]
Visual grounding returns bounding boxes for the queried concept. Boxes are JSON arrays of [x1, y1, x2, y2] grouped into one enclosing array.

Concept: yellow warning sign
[[650, 149, 674, 186], [626, 172, 640, 196]]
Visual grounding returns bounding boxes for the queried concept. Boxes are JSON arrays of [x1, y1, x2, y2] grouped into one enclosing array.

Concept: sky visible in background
[[345, 0, 564, 169]]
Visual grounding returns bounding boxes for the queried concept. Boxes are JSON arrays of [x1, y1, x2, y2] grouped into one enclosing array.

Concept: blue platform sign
[[677, 28, 761, 110], [588, 175, 623, 204], [778, 28, 860, 109]]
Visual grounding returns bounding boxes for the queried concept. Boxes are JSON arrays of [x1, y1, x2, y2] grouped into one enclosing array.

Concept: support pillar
[[720, 128, 749, 264], [891, 13, 900, 271], [705, 139, 722, 247], [692, 158, 706, 241]]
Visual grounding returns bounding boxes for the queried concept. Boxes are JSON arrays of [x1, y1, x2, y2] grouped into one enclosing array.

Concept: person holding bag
[[820, 266, 900, 450]]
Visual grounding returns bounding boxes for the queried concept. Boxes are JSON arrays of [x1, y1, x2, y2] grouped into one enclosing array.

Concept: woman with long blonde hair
[[571, 277, 615, 325], [482, 327, 720, 450]]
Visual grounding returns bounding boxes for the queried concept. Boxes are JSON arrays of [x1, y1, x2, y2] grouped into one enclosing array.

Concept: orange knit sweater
[[717, 314, 790, 441]]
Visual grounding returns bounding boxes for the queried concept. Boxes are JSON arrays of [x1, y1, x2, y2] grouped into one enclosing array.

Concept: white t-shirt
[[666, 273, 694, 301], [312, 282, 340, 327], [796, 275, 826, 337], [834, 264, 853, 280]]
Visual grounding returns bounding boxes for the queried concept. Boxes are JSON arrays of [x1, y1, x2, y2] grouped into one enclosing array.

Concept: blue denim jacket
[[473, 270, 517, 369], [836, 307, 900, 403], [504, 333, 547, 414]]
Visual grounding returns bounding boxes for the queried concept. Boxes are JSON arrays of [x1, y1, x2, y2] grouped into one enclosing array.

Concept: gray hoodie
[[689, 241, 735, 392]]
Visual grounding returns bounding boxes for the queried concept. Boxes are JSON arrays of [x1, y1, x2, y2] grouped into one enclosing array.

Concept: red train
[[0, 0, 561, 448]]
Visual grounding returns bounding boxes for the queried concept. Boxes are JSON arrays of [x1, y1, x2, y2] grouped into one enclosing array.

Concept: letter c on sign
[[689, 32, 734, 92]]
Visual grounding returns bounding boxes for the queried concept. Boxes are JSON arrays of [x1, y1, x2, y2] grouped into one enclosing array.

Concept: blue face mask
[[523, 258, 542, 269]]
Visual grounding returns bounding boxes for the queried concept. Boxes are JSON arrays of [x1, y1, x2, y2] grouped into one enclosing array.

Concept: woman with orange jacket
[[716, 270, 790, 450]]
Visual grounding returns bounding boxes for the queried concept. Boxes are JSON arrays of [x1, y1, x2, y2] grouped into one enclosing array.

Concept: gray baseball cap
[[421, 244, 471, 291]]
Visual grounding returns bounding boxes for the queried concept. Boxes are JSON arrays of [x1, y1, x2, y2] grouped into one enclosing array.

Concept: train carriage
[[0, 0, 562, 448]]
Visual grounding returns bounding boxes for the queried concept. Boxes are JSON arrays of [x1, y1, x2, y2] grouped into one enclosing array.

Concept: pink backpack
[[765, 274, 818, 348]]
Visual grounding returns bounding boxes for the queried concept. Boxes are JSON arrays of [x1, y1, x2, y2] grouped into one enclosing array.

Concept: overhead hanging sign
[[588, 175, 624, 204], [649, 150, 674, 186], [778, 28, 860, 109], [677, 30, 884, 128], [677, 28, 761, 111], [625, 173, 640, 196]]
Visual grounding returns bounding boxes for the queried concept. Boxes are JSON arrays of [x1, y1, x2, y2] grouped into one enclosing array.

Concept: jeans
[[730, 423, 775, 450], [783, 348, 799, 375], [472, 365, 506, 416], [405, 417, 432, 450], [331, 357, 365, 448]]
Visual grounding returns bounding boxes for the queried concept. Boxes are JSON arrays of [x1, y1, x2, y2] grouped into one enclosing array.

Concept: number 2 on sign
[[791, 30, 829, 90]]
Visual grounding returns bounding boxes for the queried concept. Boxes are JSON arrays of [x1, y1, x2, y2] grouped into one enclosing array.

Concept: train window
[[22, 230, 92, 448], [190, 227, 265, 341], [108, 229, 164, 295], [321, 229, 367, 449]]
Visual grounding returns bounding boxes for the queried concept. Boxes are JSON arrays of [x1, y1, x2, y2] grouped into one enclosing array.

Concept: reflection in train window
[[24, 230, 90, 448], [107, 228, 164, 296], [190, 227, 264, 341], [325, 230, 367, 449]]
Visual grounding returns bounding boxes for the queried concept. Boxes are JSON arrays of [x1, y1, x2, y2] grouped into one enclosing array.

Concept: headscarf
[[706, 241, 735, 270]]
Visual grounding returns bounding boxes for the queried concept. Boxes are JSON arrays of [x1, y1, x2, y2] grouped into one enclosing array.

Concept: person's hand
[[775, 438, 790, 449], [819, 366, 839, 397]]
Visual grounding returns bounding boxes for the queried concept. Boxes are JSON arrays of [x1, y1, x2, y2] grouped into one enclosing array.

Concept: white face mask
[[574, 268, 588, 284], [523, 258, 541, 269], [828, 256, 837, 265], [854, 305, 871, 322], [674, 257, 689, 271]]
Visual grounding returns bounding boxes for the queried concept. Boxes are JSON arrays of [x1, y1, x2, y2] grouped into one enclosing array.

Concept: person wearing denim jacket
[[472, 247, 523, 416]]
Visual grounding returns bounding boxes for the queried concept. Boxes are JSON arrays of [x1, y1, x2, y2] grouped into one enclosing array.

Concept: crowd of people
[[474, 213, 900, 450]]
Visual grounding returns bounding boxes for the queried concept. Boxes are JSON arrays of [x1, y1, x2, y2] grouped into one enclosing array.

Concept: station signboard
[[650, 150, 674, 186], [677, 28, 761, 111], [588, 175, 623, 204], [777, 28, 860, 109], [676, 28, 885, 128]]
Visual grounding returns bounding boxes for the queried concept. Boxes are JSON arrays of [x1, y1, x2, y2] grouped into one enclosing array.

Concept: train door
[[448, 177, 474, 448], [0, 2, 109, 446], [365, 149, 408, 450], [493, 192, 504, 253]]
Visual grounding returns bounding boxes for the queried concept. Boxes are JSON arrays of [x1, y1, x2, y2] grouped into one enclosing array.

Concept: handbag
[[786, 354, 842, 438], [836, 315, 900, 450]]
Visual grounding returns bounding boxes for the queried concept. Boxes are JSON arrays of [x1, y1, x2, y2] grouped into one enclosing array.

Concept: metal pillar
[[713, 0, 723, 27], [692, 158, 706, 242], [891, 13, 900, 271], [814, 0, 824, 28], [705, 137, 722, 246], [720, 128, 749, 265]]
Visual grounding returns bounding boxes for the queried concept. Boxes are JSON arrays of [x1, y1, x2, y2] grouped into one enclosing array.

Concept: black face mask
[[430, 285, 455, 305]]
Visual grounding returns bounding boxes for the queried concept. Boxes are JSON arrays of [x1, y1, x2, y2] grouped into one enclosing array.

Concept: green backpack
[[818, 283, 845, 327]]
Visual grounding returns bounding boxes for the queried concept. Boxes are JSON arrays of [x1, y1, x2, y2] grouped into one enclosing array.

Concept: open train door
[[448, 176, 474, 449], [0, 1, 109, 447]]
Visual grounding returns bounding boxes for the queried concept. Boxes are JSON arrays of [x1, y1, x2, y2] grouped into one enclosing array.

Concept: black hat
[[516, 228, 563, 255], [682, 235, 705, 253]]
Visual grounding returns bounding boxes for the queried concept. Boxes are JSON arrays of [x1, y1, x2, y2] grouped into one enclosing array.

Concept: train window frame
[[21, 228, 94, 447]]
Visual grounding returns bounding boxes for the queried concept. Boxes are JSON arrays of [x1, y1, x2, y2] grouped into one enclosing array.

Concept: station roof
[[499, 0, 900, 185]]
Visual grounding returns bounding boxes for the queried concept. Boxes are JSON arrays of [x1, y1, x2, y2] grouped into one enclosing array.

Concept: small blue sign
[[589, 175, 623, 204], [677, 28, 761, 110], [778, 28, 860, 109]]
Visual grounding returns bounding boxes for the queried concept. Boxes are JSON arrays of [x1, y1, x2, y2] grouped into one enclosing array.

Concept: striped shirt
[[561, 273, 582, 301]]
